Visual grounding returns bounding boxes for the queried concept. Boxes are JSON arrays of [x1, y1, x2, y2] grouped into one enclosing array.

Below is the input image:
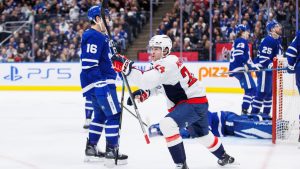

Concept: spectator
[[69, 2, 80, 22], [68, 44, 80, 62], [0, 47, 8, 62], [59, 17, 69, 33], [17, 42, 28, 61]]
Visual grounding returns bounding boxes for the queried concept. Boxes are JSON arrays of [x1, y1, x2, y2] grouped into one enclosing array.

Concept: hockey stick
[[219, 67, 287, 75], [101, 0, 150, 146], [115, 78, 125, 165], [122, 104, 148, 127]]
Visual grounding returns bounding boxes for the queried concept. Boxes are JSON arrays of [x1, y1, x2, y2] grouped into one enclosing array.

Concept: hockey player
[[251, 20, 283, 116], [285, 31, 300, 94], [111, 35, 235, 169], [229, 24, 257, 115], [80, 5, 127, 165], [83, 96, 93, 129], [149, 110, 272, 139]]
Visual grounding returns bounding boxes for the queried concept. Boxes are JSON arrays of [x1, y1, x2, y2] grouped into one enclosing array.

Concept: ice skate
[[217, 152, 238, 166], [84, 139, 105, 162], [104, 146, 128, 167], [241, 109, 248, 115], [83, 118, 91, 129], [175, 161, 189, 169]]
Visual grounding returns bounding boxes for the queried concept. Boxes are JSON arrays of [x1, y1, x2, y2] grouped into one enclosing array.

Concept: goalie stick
[[101, 0, 150, 152], [219, 67, 287, 75]]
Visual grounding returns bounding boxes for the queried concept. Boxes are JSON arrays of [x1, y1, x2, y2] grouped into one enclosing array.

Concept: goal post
[[272, 57, 300, 144]]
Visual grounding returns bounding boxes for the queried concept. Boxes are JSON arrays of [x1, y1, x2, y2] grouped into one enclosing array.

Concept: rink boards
[[0, 62, 244, 93]]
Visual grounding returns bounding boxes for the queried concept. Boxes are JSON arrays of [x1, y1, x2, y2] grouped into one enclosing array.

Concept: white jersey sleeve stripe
[[82, 58, 99, 63], [286, 52, 297, 58], [82, 65, 98, 69], [82, 83, 94, 94], [288, 46, 297, 53]]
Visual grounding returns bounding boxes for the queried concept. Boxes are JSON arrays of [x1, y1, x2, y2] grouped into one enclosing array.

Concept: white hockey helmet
[[149, 35, 172, 55]]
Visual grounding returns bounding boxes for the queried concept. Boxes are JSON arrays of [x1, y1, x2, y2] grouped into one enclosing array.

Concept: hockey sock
[[105, 114, 120, 146], [251, 98, 263, 114], [159, 117, 186, 164], [168, 141, 186, 164], [85, 97, 93, 119], [210, 142, 226, 159], [89, 119, 105, 145], [197, 131, 225, 159], [242, 89, 254, 110], [263, 97, 272, 115], [242, 94, 252, 110], [86, 109, 93, 119]]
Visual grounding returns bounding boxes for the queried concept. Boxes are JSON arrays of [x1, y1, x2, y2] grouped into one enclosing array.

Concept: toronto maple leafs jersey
[[285, 31, 300, 67], [207, 111, 272, 139], [127, 55, 207, 111], [80, 28, 117, 97], [254, 35, 282, 68], [229, 37, 251, 72]]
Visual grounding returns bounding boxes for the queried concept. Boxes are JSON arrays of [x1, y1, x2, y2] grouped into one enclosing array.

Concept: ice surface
[[0, 91, 299, 169]]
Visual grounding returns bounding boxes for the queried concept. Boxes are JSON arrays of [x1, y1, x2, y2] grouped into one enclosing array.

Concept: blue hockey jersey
[[254, 35, 282, 68], [80, 28, 117, 97], [148, 111, 272, 139], [229, 37, 251, 72], [203, 111, 272, 139], [286, 31, 300, 67]]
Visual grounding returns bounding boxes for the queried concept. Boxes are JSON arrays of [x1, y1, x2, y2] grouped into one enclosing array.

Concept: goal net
[[272, 57, 300, 144]]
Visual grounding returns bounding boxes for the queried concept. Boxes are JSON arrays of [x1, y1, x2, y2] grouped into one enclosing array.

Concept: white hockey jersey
[[127, 55, 207, 111]]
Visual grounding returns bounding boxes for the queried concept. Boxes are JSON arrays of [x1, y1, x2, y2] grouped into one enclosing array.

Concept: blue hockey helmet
[[87, 5, 110, 21], [234, 24, 249, 35], [87, 5, 102, 21], [266, 20, 279, 33]]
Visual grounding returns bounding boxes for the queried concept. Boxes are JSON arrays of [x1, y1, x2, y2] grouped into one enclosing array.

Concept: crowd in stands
[[155, 0, 297, 60], [0, 0, 151, 62], [0, 0, 298, 62]]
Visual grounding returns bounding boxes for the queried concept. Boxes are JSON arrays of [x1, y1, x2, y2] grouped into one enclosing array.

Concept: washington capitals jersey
[[80, 28, 117, 97], [254, 35, 282, 68], [285, 31, 300, 67], [229, 37, 251, 72], [127, 55, 207, 111]]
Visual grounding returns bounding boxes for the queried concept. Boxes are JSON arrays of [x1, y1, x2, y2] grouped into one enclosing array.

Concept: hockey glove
[[111, 54, 134, 76], [249, 63, 262, 71], [267, 63, 273, 69], [287, 64, 295, 74], [127, 89, 150, 106]]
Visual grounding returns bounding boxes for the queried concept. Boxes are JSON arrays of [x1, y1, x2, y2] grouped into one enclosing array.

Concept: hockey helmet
[[234, 24, 249, 35], [266, 20, 280, 33], [87, 5, 110, 21], [149, 35, 172, 55]]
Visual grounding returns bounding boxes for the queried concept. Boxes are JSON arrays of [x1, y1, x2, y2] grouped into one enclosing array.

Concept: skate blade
[[218, 161, 240, 168], [84, 155, 104, 163], [104, 158, 128, 168]]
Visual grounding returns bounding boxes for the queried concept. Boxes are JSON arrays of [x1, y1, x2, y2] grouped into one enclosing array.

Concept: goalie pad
[[233, 115, 272, 139]]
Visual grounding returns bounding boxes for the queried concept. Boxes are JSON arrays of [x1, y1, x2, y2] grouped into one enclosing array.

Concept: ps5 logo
[[4, 66, 22, 81]]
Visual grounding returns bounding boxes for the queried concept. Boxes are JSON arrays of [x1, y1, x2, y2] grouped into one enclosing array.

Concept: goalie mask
[[149, 35, 172, 56]]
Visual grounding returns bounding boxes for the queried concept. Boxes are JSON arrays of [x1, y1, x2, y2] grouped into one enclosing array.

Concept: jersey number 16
[[87, 44, 97, 54]]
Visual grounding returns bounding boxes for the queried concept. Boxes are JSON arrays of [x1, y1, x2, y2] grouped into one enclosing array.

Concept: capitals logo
[[4, 66, 22, 81]]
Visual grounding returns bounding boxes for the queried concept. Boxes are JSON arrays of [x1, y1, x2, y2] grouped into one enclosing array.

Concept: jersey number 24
[[180, 66, 197, 87]]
